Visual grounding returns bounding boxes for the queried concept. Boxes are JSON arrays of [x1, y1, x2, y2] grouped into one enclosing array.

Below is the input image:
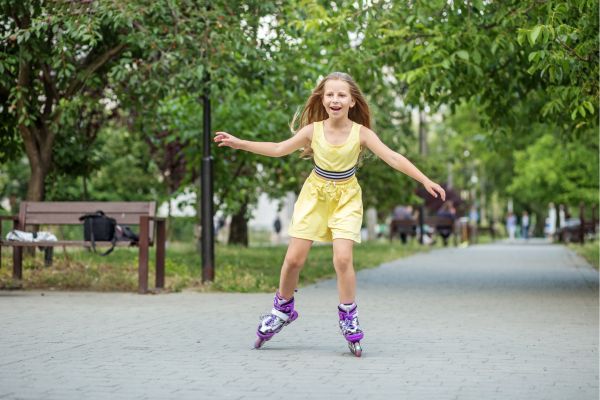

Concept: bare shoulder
[[359, 125, 377, 146], [296, 122, 315, 142]]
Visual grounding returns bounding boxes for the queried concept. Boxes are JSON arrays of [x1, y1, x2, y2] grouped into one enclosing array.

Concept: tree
[[1, 1, 130, 200], [508, 132, 599, 207]]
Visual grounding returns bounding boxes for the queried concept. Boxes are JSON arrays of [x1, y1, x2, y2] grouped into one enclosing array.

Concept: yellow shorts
[[288, 171, 363, 243]]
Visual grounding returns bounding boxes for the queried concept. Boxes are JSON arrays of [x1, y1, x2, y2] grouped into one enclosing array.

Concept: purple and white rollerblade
[[338, 303, 364, 357], [254, 292, 298, 349]]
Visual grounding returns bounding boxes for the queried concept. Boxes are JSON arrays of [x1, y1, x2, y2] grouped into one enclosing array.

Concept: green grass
[[0, 239, 430, 293], [568, 240, 599, 270]]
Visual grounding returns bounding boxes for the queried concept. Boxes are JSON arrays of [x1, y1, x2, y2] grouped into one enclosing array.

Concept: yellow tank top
[[312, 120, 361, 177]]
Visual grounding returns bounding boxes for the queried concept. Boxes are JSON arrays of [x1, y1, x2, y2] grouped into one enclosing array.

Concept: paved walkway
[[0, 240, 598, 400]]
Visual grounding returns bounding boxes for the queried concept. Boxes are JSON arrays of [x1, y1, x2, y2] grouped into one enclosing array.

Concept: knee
[[284, 256, 305, 271], [333, 254, 353, 271]]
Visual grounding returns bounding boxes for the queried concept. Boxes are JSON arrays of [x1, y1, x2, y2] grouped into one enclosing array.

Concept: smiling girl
[[214, 72, 445, 356]]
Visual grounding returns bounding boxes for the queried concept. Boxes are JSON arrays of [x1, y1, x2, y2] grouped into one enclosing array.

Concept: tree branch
[[554, 38, 591, 63], [167, 0, 180, 36], [64, 42, 126, 99], [481, 1, 547, 30], [41, 63, 58, 118]]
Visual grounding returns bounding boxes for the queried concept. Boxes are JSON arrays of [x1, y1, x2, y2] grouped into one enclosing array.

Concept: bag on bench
[[115, 224, 139, 244], [79, 210, 117, 256]]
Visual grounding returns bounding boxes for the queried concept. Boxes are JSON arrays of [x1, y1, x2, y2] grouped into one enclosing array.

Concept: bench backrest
[[19, 201, 157, 238], [390, 219, 416, 235], [424, 216, 455, 228]]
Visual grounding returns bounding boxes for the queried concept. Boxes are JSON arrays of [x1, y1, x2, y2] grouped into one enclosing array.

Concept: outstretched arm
[[214, 124, 313, 158], [360, 126, 446, 200]]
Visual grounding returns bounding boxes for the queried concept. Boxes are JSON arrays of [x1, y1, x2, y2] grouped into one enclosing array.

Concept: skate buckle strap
[[271, 308, 290, 322]]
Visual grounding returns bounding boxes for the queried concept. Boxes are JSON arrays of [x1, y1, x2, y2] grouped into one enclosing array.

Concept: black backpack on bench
[[79, 210, 117, 256], [79, 210, 141, 256]]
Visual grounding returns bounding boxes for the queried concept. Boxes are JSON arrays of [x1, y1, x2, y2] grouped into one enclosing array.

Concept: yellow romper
[[288, 120, 363, 243]]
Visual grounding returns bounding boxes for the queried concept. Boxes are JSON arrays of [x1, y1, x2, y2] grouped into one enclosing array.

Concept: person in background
[[469, 204, 479, 243], [506, 211, 517, 241], [436, 201, 456, 246], [392, 205, 415, 244], [521, 211, 530, 240], [545, 202, 557, 240], [273, 216, 282, 244]]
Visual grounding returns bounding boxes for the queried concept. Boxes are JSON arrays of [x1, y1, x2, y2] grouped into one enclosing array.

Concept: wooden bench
[[557, 204, 598, 244], [0, 201, 166, 294], [389, 219, 417, 242], [389, 216, 457, 246], [424, 215, 457, 246]]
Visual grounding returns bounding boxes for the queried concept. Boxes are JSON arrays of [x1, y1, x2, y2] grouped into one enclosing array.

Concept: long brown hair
[[291, 72, 371, 157]]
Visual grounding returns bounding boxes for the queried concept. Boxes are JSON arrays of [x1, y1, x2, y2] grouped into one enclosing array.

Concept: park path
[[0, 239, 597, 400]]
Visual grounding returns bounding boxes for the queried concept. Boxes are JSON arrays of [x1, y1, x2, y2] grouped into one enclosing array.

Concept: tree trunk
[[22, 126, 52, 202], [17, 43, 54, 202], [228, 202, 249, 246]]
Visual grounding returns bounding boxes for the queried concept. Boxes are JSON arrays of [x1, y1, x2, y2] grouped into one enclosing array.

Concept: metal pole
[[201, 73, 215, 282], [418, 205, 424, 245], [418, 108, 427, 156], [418, 107, 426, 244]]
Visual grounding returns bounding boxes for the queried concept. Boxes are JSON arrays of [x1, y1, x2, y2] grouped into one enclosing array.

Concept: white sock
[[338, 303, 356, 312]]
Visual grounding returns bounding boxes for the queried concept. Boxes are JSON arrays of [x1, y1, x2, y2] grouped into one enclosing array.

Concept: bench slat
[[20, 202, 156, 231], [0, 240, 140, 247], [24, 213, 152, 225], [24, 202, 153, 213]]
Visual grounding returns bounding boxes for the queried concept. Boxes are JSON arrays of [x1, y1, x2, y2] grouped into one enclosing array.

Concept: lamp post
[[201, 73, 215, 282]]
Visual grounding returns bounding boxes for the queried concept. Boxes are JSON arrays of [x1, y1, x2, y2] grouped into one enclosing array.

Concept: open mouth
[[330, 106, 342, 111]]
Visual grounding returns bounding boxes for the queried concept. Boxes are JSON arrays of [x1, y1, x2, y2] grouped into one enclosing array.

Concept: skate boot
[[338, 303, 364, 357], [254, 292, 298, 349]]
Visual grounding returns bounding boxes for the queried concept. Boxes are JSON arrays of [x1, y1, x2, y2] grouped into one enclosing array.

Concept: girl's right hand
[[214, 131, 242, 149]]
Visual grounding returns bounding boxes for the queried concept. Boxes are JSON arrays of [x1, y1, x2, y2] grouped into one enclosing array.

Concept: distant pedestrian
[[392, 205, 414, 244], [214, 71, 446, 356], [506, 212, 517, 241], [521, 211, 530, 240], [273, 216, 282, 244], [469, 204, 479, 243], [545, 202, 557, 239], [436, 201, 456, 246], [558, 204, 566, 230]]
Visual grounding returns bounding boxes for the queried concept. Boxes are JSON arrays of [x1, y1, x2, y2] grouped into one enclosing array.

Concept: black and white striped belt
[[314, 164, 356, 180]]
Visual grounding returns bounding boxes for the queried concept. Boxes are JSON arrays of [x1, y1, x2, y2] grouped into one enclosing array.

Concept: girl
[[214, 72, 445, 357]]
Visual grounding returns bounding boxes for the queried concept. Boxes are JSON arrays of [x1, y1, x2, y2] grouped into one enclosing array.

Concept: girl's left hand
[[424, 180, 446, 201]]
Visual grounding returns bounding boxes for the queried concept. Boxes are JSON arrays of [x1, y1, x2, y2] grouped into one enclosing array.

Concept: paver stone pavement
[[0, 239, 597, 399]]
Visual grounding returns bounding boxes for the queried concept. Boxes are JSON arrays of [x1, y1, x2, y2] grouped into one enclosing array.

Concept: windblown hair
[[290, 72, 372, 158]]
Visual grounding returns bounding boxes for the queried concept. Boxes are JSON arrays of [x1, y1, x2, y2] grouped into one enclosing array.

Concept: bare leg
[[278, 237, 313, 299], [332, 238, 356, 304]]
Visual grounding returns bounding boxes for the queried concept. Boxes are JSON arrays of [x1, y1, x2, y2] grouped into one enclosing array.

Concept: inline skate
[[254, 292, 298, 349], [338, 303, 364, 357]]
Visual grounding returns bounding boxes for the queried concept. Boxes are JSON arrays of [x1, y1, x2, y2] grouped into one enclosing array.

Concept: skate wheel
[[254, 337, 266, 349], [348, 341, 362, 357]]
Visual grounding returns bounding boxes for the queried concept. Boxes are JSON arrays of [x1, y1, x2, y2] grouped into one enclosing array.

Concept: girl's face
[[322, 79, 355, 120]]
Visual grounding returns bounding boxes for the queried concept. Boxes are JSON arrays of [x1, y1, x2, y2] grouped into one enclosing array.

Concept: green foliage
[[1, 0, 597, 230], [508, 132, 599, 206], [0, 157, 29, 212], [45, 126, 165, 201]]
